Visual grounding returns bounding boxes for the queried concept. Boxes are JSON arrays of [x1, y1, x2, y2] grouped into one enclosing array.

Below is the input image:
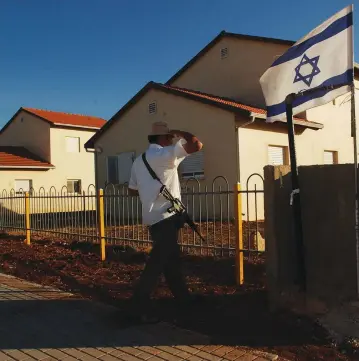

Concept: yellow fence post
[[25, 191, 31, 245], [234, 183, 244, 285], [98, 188, 106, 261]]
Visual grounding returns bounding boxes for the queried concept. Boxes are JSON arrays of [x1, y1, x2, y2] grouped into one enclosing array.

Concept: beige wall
[[0, 111, 51, 161], [0, 168, 93, 216], [94, 89, 237, 221], [170, 37, 290, 108], [50, 127, 97, 192], [0, 127, 97, 192], [0, 169, 54, 193], [237, 89, 356, 220], [300, 89, 355, 165], [237, 119, 289, 220], [95, 89, 237, 190], [0, 168, 95, 215]]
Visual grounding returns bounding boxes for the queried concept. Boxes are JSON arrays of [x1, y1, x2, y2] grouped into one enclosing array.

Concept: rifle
[[141, 153, 207, 243]]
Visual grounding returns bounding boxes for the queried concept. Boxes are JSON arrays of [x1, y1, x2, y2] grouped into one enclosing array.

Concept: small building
[[0, 107, 106, 194]]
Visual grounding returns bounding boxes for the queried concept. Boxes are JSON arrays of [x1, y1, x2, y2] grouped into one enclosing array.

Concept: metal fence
[[0, 175, 264, 259]]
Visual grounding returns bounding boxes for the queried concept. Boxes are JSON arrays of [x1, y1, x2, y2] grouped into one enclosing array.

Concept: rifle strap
[[142, 152, 163, 185]]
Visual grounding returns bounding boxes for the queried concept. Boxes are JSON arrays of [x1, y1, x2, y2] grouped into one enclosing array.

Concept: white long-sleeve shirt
[[128, 139, 188, 225]]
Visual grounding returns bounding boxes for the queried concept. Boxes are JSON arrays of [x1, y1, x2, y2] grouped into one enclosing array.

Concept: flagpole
[[285, 93, 306, 290], [351, 81, 359, 300], [350, 3, 359, 300]]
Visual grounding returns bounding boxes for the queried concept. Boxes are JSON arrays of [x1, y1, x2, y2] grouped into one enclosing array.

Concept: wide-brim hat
[[149, 121, 171, 136]]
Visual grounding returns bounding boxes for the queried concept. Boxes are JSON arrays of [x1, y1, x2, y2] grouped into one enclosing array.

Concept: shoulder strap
[[142, 152, 163, 184]]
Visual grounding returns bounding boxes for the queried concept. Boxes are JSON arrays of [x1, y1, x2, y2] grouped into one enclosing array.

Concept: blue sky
[[0, 0, 356, 126]]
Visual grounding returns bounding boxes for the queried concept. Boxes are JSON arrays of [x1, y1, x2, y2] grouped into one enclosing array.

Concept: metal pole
[[285, 93, 306, 290], [350, 83, 359, 299]]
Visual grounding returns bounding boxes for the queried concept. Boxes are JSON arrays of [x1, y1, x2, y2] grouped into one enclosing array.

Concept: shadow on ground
[[0, 236, 347, 361], [0, 294, 211, 350]]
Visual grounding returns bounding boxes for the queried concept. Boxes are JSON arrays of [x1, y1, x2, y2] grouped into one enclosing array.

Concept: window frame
[[65, 136, 80, 153], [179, 150, 205, 180], [324, 150, 339, 165], [267, 145, 289, 166], [106, 156, 119, 185], [14, 179, 33, 195], [66, 179, 82, 194]]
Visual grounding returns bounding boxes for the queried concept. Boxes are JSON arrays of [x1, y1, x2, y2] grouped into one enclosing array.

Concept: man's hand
[[169, 129, 203, 154]]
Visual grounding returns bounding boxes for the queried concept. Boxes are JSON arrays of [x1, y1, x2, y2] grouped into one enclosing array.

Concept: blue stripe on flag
[[266, 69, 353, 118], [272, 12, 353, 67]]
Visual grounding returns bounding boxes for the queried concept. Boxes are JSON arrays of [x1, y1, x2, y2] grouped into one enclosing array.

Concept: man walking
[[127, 121, 203, 323]]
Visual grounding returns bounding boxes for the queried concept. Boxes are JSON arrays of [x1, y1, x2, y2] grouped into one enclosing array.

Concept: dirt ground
[[0, 233, 357, 361]]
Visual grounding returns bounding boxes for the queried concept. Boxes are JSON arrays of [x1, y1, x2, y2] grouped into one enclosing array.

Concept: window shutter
[[268, 146, 284, 165], [148, 102, 157, 114], [66, 179, 81, 194], [181, 150, 204, 178], [117, 152, 134, 184], [66, 137, 80, 153], [107, 156, 119, 184], [220, 47, 228, 59], [15, 179, 31, 193], [324, 151, 335, 164]]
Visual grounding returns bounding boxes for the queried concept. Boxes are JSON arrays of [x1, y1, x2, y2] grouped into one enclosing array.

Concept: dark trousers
[[130, 214, 190, 313]]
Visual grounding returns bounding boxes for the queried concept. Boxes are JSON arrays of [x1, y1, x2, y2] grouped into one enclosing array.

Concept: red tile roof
[[23, 108, 106, 129], [85, 81, 323, 149], [163, 84, 267, 114], [0, 146, 54, 168], [161, 84, 320, 125]]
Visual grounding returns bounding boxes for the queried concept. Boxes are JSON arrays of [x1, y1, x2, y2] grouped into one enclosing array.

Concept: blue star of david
[[293, 54, 320, 87]]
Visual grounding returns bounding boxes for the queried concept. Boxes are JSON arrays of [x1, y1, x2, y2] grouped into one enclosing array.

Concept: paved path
[[0, 273, 280, 361]]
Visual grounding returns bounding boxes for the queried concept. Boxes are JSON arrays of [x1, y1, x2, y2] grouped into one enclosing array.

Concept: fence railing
[[0, 175, 264, 284]]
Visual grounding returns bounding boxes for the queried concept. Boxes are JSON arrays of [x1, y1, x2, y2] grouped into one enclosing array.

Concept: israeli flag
[[260, 5, 354, 122]]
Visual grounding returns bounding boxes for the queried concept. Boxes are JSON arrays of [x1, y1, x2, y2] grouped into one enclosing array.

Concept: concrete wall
[[265, 164, 358, 309], [0, 111, 51, 162], [170, 37, 290, 108]]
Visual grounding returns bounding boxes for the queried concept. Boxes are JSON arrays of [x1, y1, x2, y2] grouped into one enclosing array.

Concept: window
[[220, 47, 228, 59], [148, 102, 157, 114], [107, 156, 119, 184], [268, 145, 289, 165], [65, 137, 80, 153], [15, 179, 32, 195], [67, 179, 81, 194], [118, 152, 135, 184], [180, 150, 204, 179], [324, 150, 338, 164], [106, 152, 134, 185]]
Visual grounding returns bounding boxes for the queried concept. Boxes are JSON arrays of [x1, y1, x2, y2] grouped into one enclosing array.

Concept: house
[[0, 107, 106, 194], [84, 31, 359, 219]]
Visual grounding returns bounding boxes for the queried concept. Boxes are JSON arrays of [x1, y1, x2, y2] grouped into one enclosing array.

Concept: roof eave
[[52, 123, 102, 130], [0, 165, 55, 169], [157, 85, 251, 117], [250, 112, 323, 129]]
